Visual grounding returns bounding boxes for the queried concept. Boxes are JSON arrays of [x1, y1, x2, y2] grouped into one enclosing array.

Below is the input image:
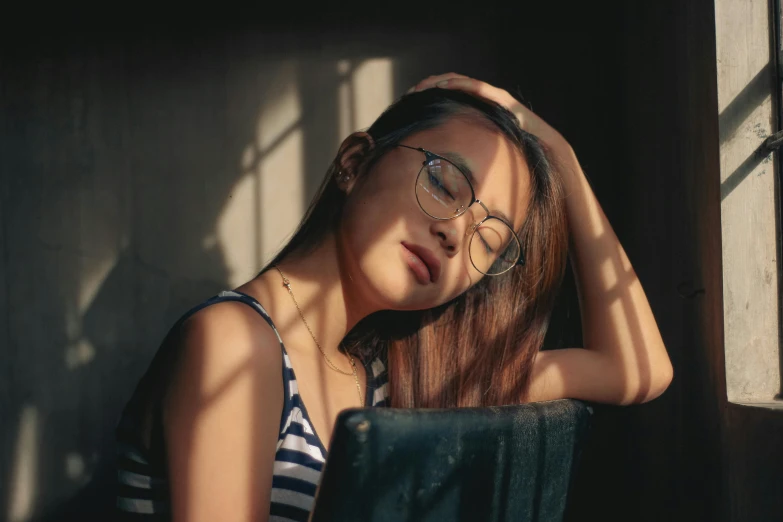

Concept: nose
[[430, 215, 472, 256]]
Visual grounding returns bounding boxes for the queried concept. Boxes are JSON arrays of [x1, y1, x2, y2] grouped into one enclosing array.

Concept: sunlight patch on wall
[[216, 174, 259, 287], [718, 93, 772, 177], [77, 254, 117, 315], [8, 405, 38, 522], [257, 62, 304, 267], [351, 59, 395, 130], [258, 132, 304, 268], [217, 61, 305, 285], [337, 59, 354, 137], [218, 59, 396, 285], [65, 452, 86, 481], [65, 338, 96, 370], [714, 0, 769, 116], [337, 57, 395, 137]]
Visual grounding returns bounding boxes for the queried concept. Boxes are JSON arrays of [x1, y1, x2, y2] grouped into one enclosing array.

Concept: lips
[[401, 242, 442, 284]]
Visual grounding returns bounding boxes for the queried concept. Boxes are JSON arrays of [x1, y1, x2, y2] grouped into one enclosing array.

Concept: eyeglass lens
[[414, 157, 520, 275]]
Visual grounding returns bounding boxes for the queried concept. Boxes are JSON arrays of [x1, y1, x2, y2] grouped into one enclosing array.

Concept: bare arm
[[163, 302, 284, 522], [528, 145, 673, 404], [411, 74, 674, 405]]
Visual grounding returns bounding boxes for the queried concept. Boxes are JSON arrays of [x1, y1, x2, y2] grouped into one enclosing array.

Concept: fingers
[[432, 77, 528, 127], [434, 76, 485, 94], [407, 74, 510, 107], [405, 73, 524, 125], [407, 72, 470, 93], [404, 74, 561, 146], [432, 77, 515, 109]]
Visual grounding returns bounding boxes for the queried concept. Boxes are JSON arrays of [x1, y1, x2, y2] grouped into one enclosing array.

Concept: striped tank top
[[114, 290, 389, 521]]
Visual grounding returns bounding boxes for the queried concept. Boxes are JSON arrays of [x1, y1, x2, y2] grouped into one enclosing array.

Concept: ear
[[335, 132, 375, 193]]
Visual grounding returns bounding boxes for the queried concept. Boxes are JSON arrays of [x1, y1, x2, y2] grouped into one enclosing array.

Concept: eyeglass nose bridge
[[463, 200, 491, 236]]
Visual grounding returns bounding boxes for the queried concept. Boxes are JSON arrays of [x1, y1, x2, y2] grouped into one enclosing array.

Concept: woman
[[114, 74, 673, 522]]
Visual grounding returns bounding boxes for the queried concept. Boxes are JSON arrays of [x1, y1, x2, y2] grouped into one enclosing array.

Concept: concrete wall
[[716, 0, 781, 404], [0, 10, 626, 520]]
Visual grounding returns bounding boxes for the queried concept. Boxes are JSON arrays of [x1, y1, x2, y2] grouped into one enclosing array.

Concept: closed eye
[[428, 171, 456, 200], [478, 232, 495, 254]]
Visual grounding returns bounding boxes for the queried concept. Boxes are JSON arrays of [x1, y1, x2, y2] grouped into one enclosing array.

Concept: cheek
[[342, 168, 418, 251], [341, 205, 387, 259], [445, 270, 478, 302], [341, 184, 400, 253]]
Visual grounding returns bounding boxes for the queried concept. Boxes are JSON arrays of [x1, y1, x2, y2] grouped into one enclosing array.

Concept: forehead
[[406, 116, 532, 229]]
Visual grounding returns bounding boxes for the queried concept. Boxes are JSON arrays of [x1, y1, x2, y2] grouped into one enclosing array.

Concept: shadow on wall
[[0, 29, 523, 521]]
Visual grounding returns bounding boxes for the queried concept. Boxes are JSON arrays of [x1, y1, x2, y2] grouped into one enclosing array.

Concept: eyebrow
[[439, 151, 477, 185], [438, 151, 516, 227]]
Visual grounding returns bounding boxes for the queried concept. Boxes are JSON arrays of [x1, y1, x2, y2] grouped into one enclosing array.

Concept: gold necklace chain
[[273, 266, 363, 406]]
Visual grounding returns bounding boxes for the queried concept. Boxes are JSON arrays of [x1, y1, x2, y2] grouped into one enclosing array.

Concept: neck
[[242, 232, 375, 363]]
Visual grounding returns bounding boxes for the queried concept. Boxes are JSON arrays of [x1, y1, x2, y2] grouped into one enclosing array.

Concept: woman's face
[[338, 115, 532, 312]]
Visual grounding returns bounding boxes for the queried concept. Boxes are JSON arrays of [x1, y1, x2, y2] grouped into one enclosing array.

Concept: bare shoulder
[[163, 300, 284, 412], [163, 300, 284, 521], [162, 298, 285, 415]]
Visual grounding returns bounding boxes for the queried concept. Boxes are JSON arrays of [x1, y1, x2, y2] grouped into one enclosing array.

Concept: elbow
[[632, 355, 674, 405], [608, 346, 674, 406], [647, 359, 674, 402]]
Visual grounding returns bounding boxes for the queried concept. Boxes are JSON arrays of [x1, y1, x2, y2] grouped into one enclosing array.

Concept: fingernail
[[406, 86, 416, 94], [436, 80, 449, 87]]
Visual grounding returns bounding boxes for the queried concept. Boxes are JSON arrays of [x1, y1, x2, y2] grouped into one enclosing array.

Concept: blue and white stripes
[[115, 290, 389, 522], [268, 349, 389, 521]]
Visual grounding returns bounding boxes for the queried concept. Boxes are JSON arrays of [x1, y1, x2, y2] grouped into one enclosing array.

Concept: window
[[717, 0, 782, 405]]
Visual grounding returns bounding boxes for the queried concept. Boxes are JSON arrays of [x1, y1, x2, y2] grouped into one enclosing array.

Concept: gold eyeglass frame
[[397, 144, 525, 276]]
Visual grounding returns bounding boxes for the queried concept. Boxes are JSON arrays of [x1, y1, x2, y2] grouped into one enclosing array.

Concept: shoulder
[[183, 298, 281, 352], [162, 298, 285, 519], [164, 299, 285, 416], [187, 298, 281, 366]]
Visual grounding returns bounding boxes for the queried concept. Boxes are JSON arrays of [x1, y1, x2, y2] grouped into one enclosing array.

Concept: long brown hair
[[265, 88, 569, 408]]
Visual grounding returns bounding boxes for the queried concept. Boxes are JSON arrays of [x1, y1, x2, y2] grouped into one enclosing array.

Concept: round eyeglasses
[[397, 144, 525, 276]]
